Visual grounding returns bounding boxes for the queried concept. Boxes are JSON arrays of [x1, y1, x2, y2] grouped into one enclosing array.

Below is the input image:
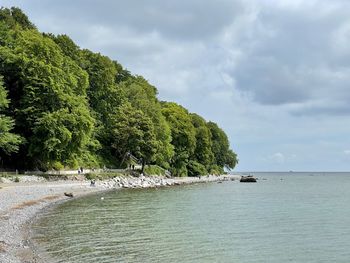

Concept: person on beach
[[90, 179, 96, 187]]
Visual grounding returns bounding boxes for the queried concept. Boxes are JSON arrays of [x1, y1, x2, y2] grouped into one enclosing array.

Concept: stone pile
[[99, 175, 176, 189]]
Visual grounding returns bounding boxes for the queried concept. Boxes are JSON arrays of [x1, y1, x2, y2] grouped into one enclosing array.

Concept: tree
[[187, 160, 207, 177], [81, 50, 125, 124], [225, 149, 238, 170], [0, 76, 22, 154], [162, 102, 196, 176], [120, 76, 174, 169], [190, 113, 213, 172], [0, 7, 36, 30], [47, 34, 83, 65], [112, 103, 157, 173], [0, 26, 94, 169], [207, 121, 238, 171]]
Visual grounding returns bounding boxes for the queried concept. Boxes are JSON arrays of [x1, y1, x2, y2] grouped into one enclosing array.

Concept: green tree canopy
[[120, 76, 174, 169], [207, 121, 238, 171], [161, 102, 196, 176], [0, 24, 94, 169], [0, 76, 22, 154], [111, 103, 157, 172], [0, 7, 36, 30], [190, 113, 213, 171]]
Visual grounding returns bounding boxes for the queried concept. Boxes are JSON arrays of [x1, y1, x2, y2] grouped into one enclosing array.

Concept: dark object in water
[[240, 176, 257, 183], [64, 192, 74, 198]]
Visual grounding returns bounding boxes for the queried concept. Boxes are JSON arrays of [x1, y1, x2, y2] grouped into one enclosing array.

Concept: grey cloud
[[234, 58, 311, 105], [218, 1, 350, 115], [7, 0, 243, 41]]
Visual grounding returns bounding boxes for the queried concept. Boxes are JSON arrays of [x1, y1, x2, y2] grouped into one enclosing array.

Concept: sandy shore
[[0, 175, 236, 263]]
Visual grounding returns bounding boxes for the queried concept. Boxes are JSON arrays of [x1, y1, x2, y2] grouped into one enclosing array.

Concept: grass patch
[[144, 165, 167, 176], [85, 172, 125, 180], [0, 172, 17, 178]]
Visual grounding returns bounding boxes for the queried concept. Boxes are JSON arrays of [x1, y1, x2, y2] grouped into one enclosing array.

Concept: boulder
[[240, 176, 257, 183], [64, 192, 74, 198], [0, 177, 11, 183]]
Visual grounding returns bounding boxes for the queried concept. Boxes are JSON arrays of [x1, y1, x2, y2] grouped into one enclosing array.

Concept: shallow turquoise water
[[32, 173, 350, 262]]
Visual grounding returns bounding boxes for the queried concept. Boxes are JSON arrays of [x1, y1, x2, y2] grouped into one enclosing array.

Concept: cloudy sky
[[3, 0, 350, 171]]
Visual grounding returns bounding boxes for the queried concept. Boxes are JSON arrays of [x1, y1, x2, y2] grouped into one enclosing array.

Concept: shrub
[[187, 161, 208, 177], [208, 164, 224, 175], [85, 173, 99, 180], [144, 165, 166, 176], [52, 161, 64, 171]]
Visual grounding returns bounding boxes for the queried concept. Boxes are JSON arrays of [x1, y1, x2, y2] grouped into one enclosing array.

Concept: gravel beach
[[0, 175, 235, 263], [0, 179, 105, 263]]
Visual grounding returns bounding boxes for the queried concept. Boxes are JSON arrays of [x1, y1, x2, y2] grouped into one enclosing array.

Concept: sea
[[31, 172, 350, 263]]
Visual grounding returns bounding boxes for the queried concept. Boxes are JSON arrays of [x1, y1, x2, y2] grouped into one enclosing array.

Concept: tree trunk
[[141, 159, 145, 175]]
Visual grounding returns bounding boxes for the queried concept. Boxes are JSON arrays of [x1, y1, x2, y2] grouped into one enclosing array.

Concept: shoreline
[[0, 174, 237, 263]]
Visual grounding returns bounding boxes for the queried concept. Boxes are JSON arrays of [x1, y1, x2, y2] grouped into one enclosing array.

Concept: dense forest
[[0, 7, 238, 176]]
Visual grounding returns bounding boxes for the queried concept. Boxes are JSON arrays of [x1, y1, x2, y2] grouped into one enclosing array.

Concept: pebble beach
[[0, 175, 235, 263]]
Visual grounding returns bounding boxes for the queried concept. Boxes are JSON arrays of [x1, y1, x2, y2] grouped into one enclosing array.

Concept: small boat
[[240, 175, 257, 183]]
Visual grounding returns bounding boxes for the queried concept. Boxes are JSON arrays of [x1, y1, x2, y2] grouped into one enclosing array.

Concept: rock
[[0, 177, 11, 183], [240, 176, 257, 183], [64, 192, 74, 198], [0, 241, 7, 253]]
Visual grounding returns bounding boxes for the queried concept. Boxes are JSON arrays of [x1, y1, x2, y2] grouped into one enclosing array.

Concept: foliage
[[120, 76, 174, 168], [0, 76, 22, 154], [225, 149, 238, 170], [207, 121, 238, 170], [0, 23, 94, 169], [190, 113, 213, 169], [208, 164, 224, 175], [0, 7, 36, 30], [85, 172, 123, 180], [144, 165, 168, 176], [187, 160, 208, 177], [79, 50, 126, 163], [111, 103, 157, 172], [161, 102, 196, 176], [51, 161, 64, 171], [49, 34, 83, 65]]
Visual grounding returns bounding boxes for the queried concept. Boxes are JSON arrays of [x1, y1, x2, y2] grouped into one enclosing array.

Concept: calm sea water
[[32, 172, 350, 263]]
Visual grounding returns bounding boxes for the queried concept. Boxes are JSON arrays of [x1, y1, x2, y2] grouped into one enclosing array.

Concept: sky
[[2, 0, 350, 171]]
